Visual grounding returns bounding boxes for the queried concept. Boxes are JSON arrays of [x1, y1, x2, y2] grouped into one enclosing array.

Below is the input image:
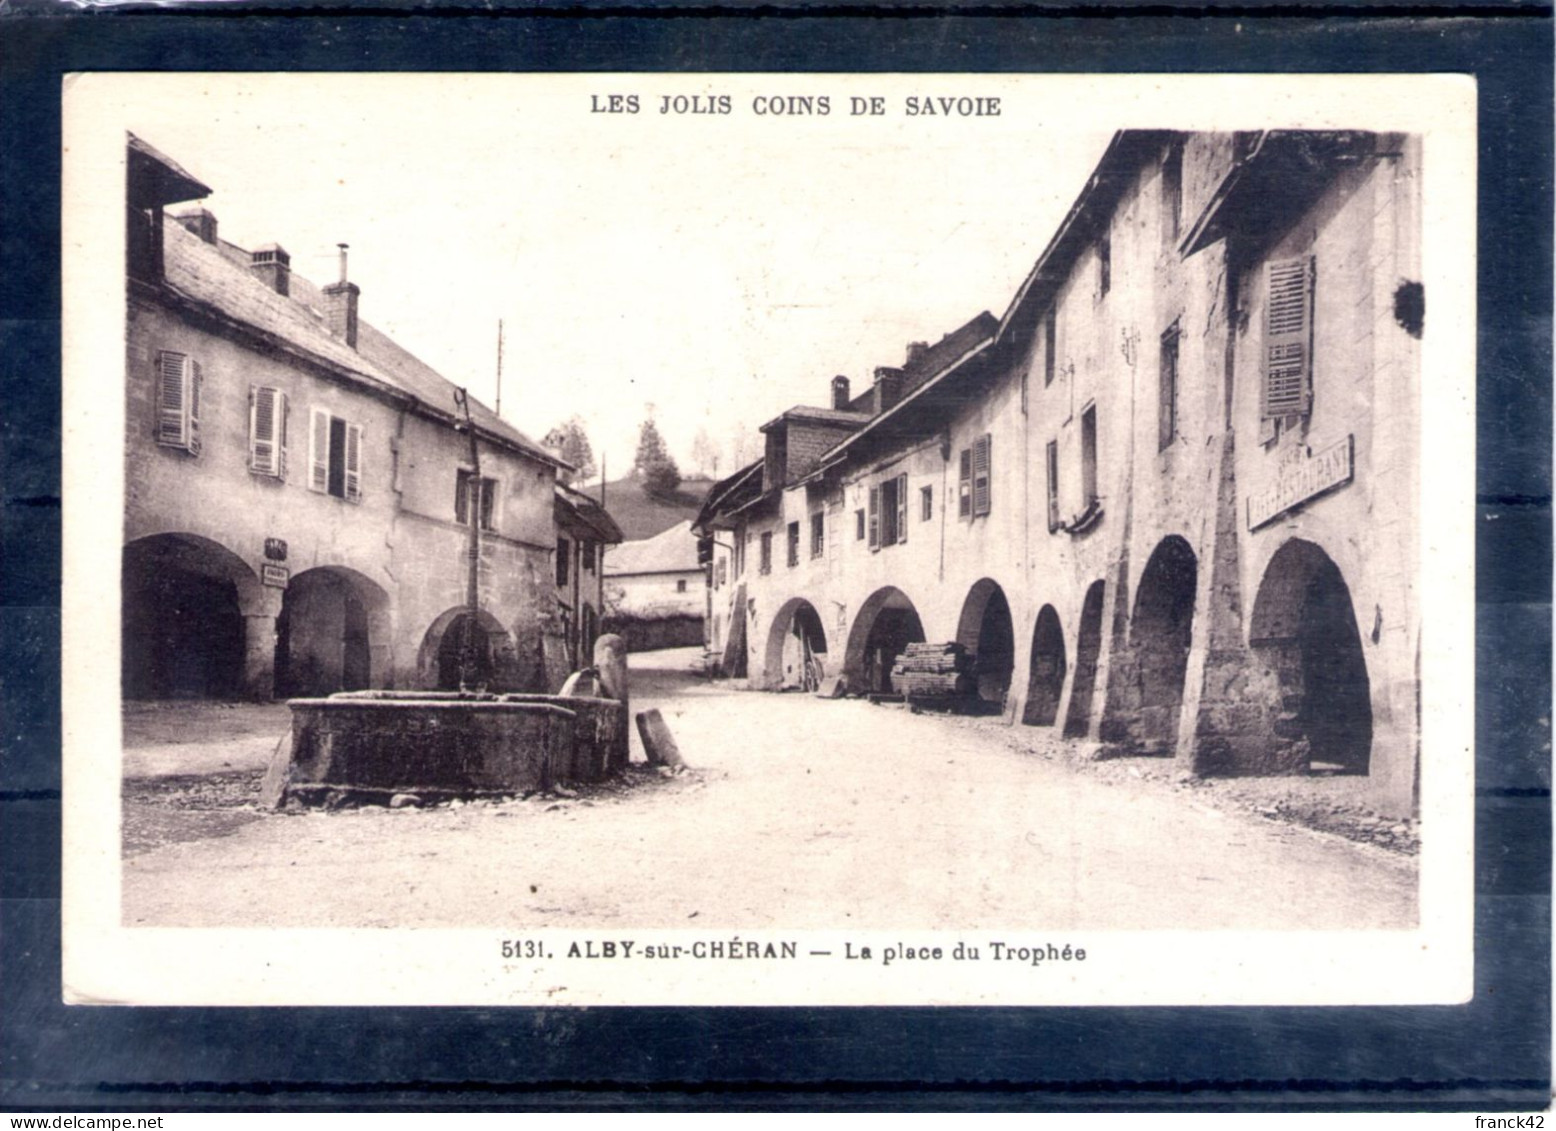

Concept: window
[[971, 433, 992, 517], [855, 509, 866, 541], [582, 542, 596, 572], [556, 537, 570, 586], [1046, 440, 1060, 533], [1043, 308, 1057, 387], [716, 559, 728, 586], [810, 512, 825, 559], [155, 351, 202, 455], [759, 531, 773, 575], [920, 485, 933, 522], [1098, 233, 1111, 297], [455, 470, 496, 531], [870, 473, 909, 550], [1263, 256, 1316, 420], [786, 521, 800, 568], [1081, 405, 1099, 509], [1158, 321, 1180, 451], [958, 448, 972, 517], [677, 578, 688, 593], [248, 385, 287, 477], [1163, 140, 1184, 244], [308, 408, 362, 502]]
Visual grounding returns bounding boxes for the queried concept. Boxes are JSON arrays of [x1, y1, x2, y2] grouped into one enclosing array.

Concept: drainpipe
[[454, 388, 482, 690]]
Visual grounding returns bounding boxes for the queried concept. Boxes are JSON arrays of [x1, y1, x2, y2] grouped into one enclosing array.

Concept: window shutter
[[1263, 256, 1314, 419], [277, 391, 288, 478], [156, 351, 189, 449], [249, 386, 285, 477], [972, 434, 992, 516], [188, 360, 202, 455], [1046, 440, 1060, 532], [344, 423, 363, 501], [455, 471, 470, 525], [958, 449, 972, 517], [309, 409, 330, 492], [895, 473, 908, 545], [868, 484, 880, 550]]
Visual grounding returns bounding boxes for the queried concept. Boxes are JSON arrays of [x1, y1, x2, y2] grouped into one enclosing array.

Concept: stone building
[[696, 129, 1421, 814], [124, 134, 596, 700]]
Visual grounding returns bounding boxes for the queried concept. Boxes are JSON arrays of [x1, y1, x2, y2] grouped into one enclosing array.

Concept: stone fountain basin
[[272, 690, 629, 806]]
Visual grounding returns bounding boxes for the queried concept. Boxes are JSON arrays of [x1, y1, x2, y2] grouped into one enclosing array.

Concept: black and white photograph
[[61, 72, 1475, 1008]]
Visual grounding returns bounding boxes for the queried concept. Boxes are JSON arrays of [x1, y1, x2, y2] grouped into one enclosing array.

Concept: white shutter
[[868, 484, 880, 550], [895, 473, 908, 545], [344, 422, 363, 502], [972, 434, 992, 516], [249, 386, 284, 477], [277, 391, 288, 478], [1263, 256, 1315, 419], [155, 351, 189, 450], [309, 408, 329, 493]]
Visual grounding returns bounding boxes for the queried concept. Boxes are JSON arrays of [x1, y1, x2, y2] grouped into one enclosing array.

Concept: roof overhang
[[127, 133, 211, 210]]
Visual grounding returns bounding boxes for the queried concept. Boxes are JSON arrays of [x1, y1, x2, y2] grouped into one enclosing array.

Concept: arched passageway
[[843, 587, 926, 695], [1127, 536, 1198, 755], [275, 567, 391, 697], [764, 597, 829, 691], [418, 607, 523, 692], [122, 533, 257, 699], [1062, 580, 1107, 738], [955, 579, 1016, 709], [1249, 539, 1372, 773], [1022, 604, 1067, 727]]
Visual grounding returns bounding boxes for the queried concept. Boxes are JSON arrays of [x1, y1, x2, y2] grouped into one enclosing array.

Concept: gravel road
[[122, 648, 1417, 930]]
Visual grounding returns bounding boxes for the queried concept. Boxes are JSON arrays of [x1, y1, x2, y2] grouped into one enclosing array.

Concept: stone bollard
[[592, 634, 630, 768]]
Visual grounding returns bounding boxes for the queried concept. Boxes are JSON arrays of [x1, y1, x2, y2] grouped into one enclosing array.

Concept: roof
[[151, 160, 560, 469], [760, 405, 872, 433], [127, 133, 211, 210], [997, 130, 1174, 343], [808, 312, 998, 477], [604, 520, 702, 576], [693, 459, 763, 533], [555, 482, 625, 545], [592, 474, 716, 541]]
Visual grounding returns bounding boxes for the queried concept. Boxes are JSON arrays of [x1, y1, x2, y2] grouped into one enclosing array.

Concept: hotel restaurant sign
[[1247, 435, 1354, 531]]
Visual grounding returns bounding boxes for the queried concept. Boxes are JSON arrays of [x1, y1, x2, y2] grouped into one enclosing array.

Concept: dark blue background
[[1, 10, 1549, 1111]]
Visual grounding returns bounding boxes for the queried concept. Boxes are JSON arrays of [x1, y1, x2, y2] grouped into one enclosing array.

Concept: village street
[[122, 648, 1417, 931]]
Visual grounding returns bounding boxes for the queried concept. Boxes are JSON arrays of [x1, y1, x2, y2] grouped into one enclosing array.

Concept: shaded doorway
[[1128, 535, 1198, 755], [1249, 539, 1372, 773], [1062, 580, 1106, 737], [1022, 604, 1067, 727], [418, 607, 523, 692], [122, 534, 251, 699], [764, 598, 829, 691], [843, 587, 926, 695], [955, 578, 1016, 709], [274, 567, 388, 698]]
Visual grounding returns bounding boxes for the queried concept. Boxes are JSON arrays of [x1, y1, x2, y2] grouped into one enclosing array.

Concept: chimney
[[174, 207, 218, 245], [831, 375, 851, 410], [249, 243, 291, 296], [322, 243, 359, 349], [873, 366, 905, 416], [906, 341, 929, 366]]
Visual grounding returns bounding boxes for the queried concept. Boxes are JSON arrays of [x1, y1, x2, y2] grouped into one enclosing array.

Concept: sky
[[95, 74, 1116, 480]]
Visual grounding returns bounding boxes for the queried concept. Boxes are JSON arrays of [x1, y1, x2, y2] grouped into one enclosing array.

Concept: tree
[[690, 426, 720, 479], [541, 416, 596, 484], [634, 417, 682, 497]]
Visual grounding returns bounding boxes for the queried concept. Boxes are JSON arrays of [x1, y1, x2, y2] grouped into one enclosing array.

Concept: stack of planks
[[891, 642, 977, 702]]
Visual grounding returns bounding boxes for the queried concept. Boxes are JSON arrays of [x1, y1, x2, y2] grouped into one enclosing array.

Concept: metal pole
[[455, 388, 482, 691], [494, 319, 505, 417]]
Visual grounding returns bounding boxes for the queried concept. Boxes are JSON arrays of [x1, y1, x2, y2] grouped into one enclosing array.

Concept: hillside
[[592, 475, 715, 542]]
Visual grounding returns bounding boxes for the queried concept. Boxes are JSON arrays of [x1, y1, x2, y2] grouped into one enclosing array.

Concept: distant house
[[601, 520, 706, 651], [554, 481, 624, 668]]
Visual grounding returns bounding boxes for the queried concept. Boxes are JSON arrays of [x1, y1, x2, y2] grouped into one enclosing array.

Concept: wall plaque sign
[[264, 537, 288, 562], [261, 564, 290, 589], [1247, 435, 1354, 531]]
